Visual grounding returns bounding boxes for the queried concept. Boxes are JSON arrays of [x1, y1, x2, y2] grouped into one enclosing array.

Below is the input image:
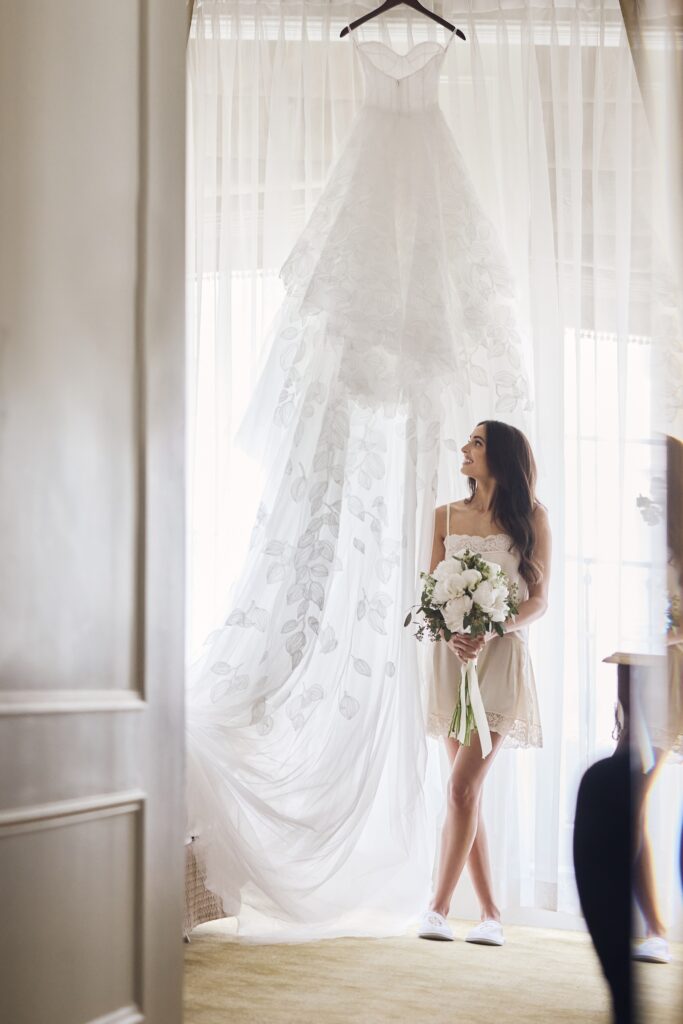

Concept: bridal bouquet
[[405, 549, 518, 757]]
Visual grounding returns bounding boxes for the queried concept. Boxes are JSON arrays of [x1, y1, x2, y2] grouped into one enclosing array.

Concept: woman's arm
[[429, 505, 447, 573]]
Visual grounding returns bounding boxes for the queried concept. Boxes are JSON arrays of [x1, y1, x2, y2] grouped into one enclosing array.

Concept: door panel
[[0, 3, 187, 1023], [0, 1, 140, 696], [3, 798, 143, 1024]]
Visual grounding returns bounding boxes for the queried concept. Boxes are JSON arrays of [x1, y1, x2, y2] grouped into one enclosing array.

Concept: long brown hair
[[466, 420, 542, 586]]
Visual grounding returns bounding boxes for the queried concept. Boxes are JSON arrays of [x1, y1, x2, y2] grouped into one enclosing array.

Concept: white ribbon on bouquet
[[456, 659, 493, 758]]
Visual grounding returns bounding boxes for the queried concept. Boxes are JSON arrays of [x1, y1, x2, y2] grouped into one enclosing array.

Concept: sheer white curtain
[[187, 0, 682, 936]]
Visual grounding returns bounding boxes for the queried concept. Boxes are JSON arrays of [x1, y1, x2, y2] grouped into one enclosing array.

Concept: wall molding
[[0, 789, 146, 837], [0, 689, 146, 715]]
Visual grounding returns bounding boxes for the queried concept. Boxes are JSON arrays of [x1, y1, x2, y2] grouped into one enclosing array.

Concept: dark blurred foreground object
[[574, 751, 633, 1024], [577, 640, 679, 1021]]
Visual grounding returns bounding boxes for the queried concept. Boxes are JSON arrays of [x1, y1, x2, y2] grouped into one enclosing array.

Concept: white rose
[[446, 573, 467, 595], [443, 594, 473, 633], [433, 558, 464, 583], [431, 580, 451, 605], [432, 560, 467, 600], [490, 588, 509, 622], [471, 580, 495, 615], [461, 568, 483, 589]]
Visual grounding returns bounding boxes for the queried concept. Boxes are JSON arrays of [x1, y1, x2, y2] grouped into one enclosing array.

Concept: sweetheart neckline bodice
[[352, 33, 452, 85], [355, 38, 448, 59]]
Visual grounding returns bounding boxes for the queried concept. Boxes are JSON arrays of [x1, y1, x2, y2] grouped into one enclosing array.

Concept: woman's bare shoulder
[[435, 499, 467, 517]]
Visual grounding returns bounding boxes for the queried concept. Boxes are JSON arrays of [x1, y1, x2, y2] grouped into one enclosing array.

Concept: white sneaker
[[417, 910, 454, 941], [632, 936, 671, 963], [465, 919, 505, 946]]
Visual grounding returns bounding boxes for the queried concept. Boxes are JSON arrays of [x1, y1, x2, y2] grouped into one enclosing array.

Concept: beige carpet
[[184, 919, 682, 1024]]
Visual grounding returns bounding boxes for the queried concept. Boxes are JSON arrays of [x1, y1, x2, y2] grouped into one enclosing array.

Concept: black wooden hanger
[[340, 1, 466, 41]]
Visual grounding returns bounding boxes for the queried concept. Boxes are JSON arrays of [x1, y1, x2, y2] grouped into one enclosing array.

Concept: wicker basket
[[184, 839, 226, 938]]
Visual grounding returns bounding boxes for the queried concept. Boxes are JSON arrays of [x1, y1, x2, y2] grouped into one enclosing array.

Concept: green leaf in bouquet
[[404, 611, 413, 627]]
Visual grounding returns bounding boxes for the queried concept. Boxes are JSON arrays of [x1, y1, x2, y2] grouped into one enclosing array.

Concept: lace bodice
[[354, 36, 451, 113], [445, 532, 513, 555]]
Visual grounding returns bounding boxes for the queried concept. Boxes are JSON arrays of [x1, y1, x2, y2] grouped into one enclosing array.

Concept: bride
[[419, 420, 551, 945]]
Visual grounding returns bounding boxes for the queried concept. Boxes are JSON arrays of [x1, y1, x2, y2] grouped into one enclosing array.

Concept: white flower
[[432, 581, 451, 604], [490, 587, 509, 621], [470, 580, 495, 615], [471, 574, 509, 617], [432, 559, 468, 602], [461, 568, 482, 589], [443, 594, 473, 633], [433, 558, 464, 584]]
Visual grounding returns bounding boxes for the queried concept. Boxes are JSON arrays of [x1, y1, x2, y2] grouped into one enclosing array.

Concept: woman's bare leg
[[633, 750, 668, 937], [468, 812, 500, 921], [431, 731, 506, 918], [634, 832, 666, 936], [444, 736, 500, 921]]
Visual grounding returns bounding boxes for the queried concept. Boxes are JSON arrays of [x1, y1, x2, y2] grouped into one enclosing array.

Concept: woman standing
[[418, 420, 551, 944]]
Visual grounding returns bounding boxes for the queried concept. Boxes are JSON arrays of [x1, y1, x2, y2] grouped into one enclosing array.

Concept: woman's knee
[[447, 774, 480, 811]]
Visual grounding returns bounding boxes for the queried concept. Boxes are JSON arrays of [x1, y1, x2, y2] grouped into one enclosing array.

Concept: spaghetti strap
[[446, 502, 450, 537]]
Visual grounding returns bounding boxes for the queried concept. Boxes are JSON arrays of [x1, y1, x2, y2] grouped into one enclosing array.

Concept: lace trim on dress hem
[[427, 710, 543, 749]]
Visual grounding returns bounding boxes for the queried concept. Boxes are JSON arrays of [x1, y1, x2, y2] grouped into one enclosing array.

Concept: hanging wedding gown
[[186, 28, 532, 941]]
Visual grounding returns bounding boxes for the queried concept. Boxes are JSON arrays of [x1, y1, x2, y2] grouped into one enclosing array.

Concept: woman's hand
[[447, 632, 491, 661]]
